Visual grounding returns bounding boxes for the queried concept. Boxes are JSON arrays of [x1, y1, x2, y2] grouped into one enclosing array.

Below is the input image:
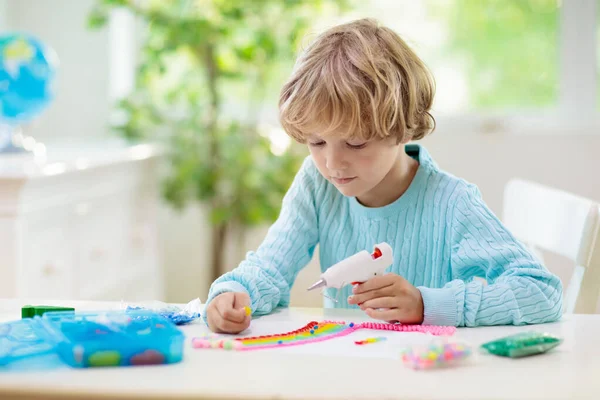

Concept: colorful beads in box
[[192, 320, 456, 351], [401, 340, 472, 370]]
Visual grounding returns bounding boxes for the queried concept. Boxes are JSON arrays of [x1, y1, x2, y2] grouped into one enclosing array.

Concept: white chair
[[503, 178, 600, 314]]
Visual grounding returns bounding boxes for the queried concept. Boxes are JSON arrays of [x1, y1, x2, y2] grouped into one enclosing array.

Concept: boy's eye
[[307, 140, 366, 149], [346, 142, 367, 150]]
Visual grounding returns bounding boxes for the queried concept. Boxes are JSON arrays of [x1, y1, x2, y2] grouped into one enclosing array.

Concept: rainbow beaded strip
[[192, 320, 456, 351]]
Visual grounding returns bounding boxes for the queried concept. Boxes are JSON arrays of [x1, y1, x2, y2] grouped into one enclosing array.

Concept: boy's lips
[[332, 177, 356, 185]]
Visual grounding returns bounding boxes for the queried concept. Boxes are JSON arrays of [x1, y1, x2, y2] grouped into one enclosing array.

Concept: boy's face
[[307, 134, 403, 202]]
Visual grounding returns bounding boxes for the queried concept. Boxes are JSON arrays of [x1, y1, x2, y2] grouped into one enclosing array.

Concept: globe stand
[[0, 124, 42, 156]]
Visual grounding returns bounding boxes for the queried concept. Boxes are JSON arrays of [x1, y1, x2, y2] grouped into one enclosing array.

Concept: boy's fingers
[[215, 293, 251, 323], [359, 297, 398, 310], [233, 293, 251, 313], [348, 285, 394, 305], [206, 292, 252, 333], [233, 292, 250, 306], [216, 298, 245, 324], [352, 275, 395, 294], [209, 306, 249, 334], [222, 307, 246, 323], [215, 292, 235, 309], [242, 315, 251, 328], [364, 307, 398, 321], [217, 317, 250, 334]]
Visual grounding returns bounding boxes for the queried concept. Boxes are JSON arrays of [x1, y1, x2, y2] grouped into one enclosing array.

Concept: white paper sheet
[[190, 319, 436, 360]]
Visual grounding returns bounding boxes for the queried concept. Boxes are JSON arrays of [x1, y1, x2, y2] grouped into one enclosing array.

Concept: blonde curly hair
[[279, 18, 436, 144]]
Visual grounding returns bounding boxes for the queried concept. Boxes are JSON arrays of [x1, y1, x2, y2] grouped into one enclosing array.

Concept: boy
[[203, 18, 563, 333]]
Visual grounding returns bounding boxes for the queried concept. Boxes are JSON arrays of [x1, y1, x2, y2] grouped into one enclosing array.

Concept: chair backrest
[[503, 178, 600, 314]]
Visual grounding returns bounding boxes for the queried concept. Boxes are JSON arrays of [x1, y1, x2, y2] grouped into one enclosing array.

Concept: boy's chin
[[333, 184, 363, 198]]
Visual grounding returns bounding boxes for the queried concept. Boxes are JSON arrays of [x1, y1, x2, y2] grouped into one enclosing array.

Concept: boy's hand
[[347, 274, 424, 324], [206, 292, 252, 333]]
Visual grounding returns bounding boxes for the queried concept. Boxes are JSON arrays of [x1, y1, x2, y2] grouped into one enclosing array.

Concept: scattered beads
[[87, 350, 121, 367], [130, 350, 165, 365], [355, 336, 387, 345], [401, 340, 471, 370], [244, 306, 251, 316]]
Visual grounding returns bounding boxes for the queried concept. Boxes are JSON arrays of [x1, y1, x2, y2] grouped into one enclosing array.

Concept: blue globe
[[0, 33, 58, 125]]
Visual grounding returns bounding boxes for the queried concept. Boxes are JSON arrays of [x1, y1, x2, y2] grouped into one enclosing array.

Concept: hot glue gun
[[306, 242, 393, 291]]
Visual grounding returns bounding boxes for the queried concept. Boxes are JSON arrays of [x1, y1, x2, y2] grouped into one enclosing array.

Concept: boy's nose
[[325, 149, 347, 171]]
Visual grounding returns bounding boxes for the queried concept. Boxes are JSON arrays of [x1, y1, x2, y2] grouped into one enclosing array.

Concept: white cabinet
[[0, 143, 164, 301]]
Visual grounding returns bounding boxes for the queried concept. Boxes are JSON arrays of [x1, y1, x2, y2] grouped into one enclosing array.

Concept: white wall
[[0, 0, 7, 31], [422, 131, 600, 213]]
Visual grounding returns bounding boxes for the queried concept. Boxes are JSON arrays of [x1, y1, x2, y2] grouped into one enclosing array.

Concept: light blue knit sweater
[[206, 144, 563, 326]]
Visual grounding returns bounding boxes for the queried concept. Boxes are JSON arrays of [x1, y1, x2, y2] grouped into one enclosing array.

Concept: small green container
[[22, 305, 75, 318], [481, 331, 562, 358]]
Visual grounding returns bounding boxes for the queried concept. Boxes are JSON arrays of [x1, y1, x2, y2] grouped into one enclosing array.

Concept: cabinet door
[[20, 206, 75, 299], [124, 193, 162, 293], [72, 192, 130, 299]]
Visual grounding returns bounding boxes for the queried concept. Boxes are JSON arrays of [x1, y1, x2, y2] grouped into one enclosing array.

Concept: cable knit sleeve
[[418, 183, 564, 326], [203, 156, 321, 318]]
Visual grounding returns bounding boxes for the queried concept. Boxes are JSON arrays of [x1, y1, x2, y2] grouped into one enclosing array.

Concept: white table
[[0, 299, 598, 400]]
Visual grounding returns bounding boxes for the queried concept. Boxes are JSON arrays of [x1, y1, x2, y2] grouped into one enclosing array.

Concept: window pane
[[314, 0, 560, 114]]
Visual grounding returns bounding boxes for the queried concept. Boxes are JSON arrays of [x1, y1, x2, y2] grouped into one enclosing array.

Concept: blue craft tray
[[0, 318, 56, 366], [0, 310, 184, 368], [40, 310, 185, 367]]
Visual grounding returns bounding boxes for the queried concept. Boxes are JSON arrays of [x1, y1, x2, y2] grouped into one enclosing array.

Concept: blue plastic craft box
[[0, 310, 185, 368]]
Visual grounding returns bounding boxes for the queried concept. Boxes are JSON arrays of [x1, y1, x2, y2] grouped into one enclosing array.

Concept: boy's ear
[[396, 136, 410, 145], [393, 130, 412, 145]]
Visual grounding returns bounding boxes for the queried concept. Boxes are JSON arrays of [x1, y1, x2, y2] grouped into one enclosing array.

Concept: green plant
[[88, 0, 348, 282], [427, 0, 558, 108]]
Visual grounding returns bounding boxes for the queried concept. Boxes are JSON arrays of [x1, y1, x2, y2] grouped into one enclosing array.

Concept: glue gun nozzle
[[307, 279, 327, 291]]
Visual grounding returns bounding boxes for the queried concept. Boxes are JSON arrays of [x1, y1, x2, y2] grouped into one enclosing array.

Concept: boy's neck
[[357, 148, 419, 208]]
